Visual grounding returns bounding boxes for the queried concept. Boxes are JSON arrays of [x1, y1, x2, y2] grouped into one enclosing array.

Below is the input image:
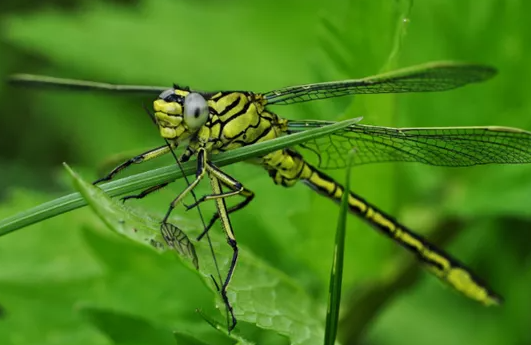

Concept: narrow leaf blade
[[324, 151, 355, 345]]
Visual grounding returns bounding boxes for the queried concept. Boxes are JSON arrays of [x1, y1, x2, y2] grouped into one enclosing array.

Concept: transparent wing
[[8, 74, 167, 94], [287, 121, 531, 169], [264, 62, 496, 105], [160, 223, 198, 269]]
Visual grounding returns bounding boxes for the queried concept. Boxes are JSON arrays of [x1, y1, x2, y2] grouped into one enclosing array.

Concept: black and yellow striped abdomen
[[264, 148, 501, 306]]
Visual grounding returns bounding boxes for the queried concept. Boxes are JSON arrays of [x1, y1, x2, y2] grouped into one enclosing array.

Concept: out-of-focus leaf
[[80, 307, 177, 345]]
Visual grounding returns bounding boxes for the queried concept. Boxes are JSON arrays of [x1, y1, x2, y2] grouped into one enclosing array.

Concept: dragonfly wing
[[264, 62, 496, 105], [287, 121, 531, 169], [8, 74, 168, 94]]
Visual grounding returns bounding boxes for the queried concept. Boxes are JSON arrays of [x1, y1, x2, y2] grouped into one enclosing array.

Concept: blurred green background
[[1, 0, 531, 344]]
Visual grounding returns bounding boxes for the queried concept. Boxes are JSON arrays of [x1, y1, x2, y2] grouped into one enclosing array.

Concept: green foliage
[[65, 164, 329, 344], [1, 0, 531, 344]]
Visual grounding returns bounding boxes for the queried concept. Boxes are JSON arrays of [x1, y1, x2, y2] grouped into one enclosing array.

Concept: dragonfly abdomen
[[264, 149, 501, 306]]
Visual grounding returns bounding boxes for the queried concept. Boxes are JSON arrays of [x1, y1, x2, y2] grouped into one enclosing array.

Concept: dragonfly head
[[153, 87, 210, 143]]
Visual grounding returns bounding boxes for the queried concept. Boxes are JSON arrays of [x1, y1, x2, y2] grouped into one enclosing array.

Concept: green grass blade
[[324, 151, 355, 345], [0, 118, 361, 237]]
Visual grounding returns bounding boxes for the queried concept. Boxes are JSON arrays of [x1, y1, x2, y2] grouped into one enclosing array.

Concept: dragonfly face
[[153, 87, 211, 144], [155, 85, 288, 156]]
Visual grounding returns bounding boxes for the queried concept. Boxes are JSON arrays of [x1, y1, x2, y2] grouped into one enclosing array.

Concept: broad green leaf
[[80, 306, 230, 345], [80, 307, 177, 345], [65, 163, 328, 344]]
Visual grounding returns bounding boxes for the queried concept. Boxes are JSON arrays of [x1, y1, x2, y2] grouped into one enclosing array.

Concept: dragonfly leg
[[207, 172, 238, 331], [162, 147, 207, 224], [197, 193, 254, 241], [191, 163, 254, 241], [121, 182, 170, 202], [185, 165, 253, 210], [198, 189, 254, 241], [178, 146, 195, 163], [93, 144, 175, 184], [158, 148, 239, 328], [186, 188, 244, 209]]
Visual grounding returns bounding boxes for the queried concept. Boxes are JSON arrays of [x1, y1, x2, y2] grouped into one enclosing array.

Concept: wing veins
[[289, 123, 531, 169], [265, 62, 496, 105]]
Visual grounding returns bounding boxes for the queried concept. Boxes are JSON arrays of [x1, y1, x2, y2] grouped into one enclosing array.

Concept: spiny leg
[[103, 145, 215, 312], [121, 182, 170, 202], [187, 189, 245, 207], [122, 146, 197, 202], [122, 146, 239, 329], [179, 146, 195, 163], [184, 164, 255, 241], [156, 145, 235, 329], [93, 144, 174, 184], [176, 148, 239, 330], [197, 193, 254, 241], [186, 163, 251, 207], [161, 148, 208, 224], [207, 170, 238, 331]]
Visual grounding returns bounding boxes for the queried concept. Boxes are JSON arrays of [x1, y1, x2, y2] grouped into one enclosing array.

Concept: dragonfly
[[9, 61, 531, 330]]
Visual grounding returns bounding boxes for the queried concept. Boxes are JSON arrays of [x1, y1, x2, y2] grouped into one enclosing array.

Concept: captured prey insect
[[10, 61, 531, 330]]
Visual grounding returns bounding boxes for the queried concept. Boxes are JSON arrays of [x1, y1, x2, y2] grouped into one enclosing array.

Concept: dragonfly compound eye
[[183, 92, 209, 130], [159, 88, 173, 99]]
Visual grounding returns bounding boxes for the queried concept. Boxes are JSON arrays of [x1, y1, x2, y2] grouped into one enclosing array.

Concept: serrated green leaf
[[64, 162, 328, 344]]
